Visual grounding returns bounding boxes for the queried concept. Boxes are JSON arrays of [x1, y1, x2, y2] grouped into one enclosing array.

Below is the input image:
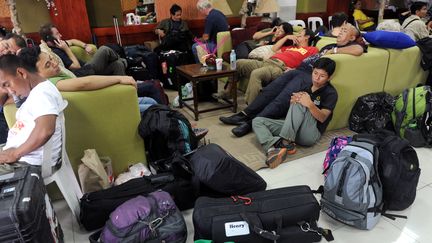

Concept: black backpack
[[138, 104, 198, 162], [357, 130, 421, 211]]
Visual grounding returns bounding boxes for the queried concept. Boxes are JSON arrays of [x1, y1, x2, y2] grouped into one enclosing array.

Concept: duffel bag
[[90, 191, 187, 243], [189, 144, 267, 196], [80, 173, 199, 231], [193, 185, 333, 243]]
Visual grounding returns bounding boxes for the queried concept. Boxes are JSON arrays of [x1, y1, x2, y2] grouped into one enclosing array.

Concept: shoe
[[265, 148, 288, 169], [274, 139, 297, 155], [231, 122, 252, 137], [212, 90, 232, 100], [219, 112, 248, 125], [193, 128, 209, 140]]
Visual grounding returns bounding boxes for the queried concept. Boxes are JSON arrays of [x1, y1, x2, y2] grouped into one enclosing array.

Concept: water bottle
[[230, 50, 236, 70]]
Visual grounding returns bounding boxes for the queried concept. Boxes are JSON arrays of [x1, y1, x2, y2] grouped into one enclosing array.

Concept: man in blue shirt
[[192, 0, 229, 62]]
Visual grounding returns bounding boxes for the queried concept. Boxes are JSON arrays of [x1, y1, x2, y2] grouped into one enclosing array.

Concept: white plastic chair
[[328, 16, 333, 29], [288, 20, 306, 28], [308, 17, 324, 32], [41, 106, 83, 223]]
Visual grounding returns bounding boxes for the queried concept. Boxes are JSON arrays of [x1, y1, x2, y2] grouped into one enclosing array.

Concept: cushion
[[363, 30, 416, 49], [248, 45, 274, 60]]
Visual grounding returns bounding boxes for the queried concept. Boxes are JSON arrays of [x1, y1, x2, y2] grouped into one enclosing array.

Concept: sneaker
[[274, 139, 297, 155], [193, 128, 209, 140], [219, 112, 249, 125], [265, 148, 288, 169]]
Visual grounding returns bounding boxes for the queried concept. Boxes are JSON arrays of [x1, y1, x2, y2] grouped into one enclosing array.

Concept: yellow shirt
[[353, 9, 374, 30]]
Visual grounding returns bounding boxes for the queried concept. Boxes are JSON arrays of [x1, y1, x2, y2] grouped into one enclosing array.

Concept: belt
[[266, 58, 286, 70]]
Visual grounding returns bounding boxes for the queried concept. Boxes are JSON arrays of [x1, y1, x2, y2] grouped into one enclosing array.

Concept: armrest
[[70, 44, 97, 63]]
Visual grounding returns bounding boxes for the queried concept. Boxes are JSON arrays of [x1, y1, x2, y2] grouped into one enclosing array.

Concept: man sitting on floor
[[237, 28, 319, 104], [0, 54, 66, 174], [39, 23, 127, 77], [253, 58, 337, 169], [220, 23, 364, 137]]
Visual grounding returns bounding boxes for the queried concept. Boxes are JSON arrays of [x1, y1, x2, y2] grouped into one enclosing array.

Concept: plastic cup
[[216, 58, 223, 71]]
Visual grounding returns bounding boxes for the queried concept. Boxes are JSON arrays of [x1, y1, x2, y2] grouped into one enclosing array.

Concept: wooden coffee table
[[176, 63, 238, 121]]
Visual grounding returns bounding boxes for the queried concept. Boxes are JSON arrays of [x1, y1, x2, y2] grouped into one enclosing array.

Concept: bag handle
[[239, 213, 280, 241]]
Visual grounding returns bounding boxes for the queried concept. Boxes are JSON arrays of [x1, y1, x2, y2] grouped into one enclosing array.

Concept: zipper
[[198, 187, 313, 207]]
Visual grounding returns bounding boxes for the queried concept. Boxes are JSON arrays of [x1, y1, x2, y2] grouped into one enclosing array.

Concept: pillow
[[248, 45, 274, 60], [363, 30, 415, 49]]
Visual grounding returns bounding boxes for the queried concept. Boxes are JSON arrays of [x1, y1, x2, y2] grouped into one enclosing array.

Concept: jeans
[[138, 97, 157, 113], [244, 70, 312, 119]]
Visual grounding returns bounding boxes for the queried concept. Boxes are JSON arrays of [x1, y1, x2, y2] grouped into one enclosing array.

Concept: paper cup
[[216, 58, 223, 70]]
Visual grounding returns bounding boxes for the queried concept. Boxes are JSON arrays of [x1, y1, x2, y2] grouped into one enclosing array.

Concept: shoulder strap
[[403, 18, 420, 29], [412, 87, 416, 120], [395, 89, 410, 135]]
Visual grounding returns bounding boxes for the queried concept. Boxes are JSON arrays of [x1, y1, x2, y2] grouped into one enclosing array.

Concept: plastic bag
[[78, 149, 114, 193], [349, 92, 395, 133], [114, 163, 151, 186]]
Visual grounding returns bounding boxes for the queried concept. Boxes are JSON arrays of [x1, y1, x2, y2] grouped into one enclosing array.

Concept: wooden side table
[[176, 64, 238, 121]]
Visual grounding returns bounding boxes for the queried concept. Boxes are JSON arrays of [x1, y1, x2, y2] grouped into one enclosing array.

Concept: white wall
[[277, 0, 297, 22]]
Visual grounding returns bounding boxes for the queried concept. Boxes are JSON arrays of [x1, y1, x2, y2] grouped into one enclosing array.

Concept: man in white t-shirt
[[0, 54, 67, 174]]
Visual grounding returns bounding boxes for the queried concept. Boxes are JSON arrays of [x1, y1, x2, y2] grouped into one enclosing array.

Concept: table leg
[[232, 74, 238, 113], [192, 80, 199, 121], [177, 73, 183, 108]]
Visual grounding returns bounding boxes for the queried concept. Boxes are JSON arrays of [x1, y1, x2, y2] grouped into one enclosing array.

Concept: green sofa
[[4, 85, 146, 177], [217, 33, 429, 131], [317, 37, 428, 130]]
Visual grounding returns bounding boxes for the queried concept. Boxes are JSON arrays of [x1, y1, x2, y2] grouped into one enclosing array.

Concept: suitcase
[[80, 173, 199, 231], [124, 45, 161, 80], [0, 165, 63, 243], [159, 50, 193, 90], [189, 144, 267, 197], [193, 185, 333, 243]]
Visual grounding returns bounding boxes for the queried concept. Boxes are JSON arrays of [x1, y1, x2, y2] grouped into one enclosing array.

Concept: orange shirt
[[271, 46, 319, 68]]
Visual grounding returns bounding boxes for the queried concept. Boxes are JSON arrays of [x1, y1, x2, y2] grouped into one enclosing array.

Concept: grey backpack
[[321, 140, 383, 230]]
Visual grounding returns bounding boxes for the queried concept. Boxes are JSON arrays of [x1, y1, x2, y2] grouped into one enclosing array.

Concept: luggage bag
[[0, 165, 63, 243], [189, 144, 267, 197], [80, 173, 199, 231], [90, 191, 187, 243], [193, 185, 333, 243]]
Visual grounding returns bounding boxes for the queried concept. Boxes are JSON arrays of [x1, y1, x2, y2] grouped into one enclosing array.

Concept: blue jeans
[[192, 42, 216, 63], [138, 97, 157, 113]]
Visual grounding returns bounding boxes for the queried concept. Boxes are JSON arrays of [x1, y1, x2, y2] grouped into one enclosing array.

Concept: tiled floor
[[54, 147, 432, 243]]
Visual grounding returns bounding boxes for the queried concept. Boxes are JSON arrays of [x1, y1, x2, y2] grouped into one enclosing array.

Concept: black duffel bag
[[193, 185, 333, 243], [189, 144, 267, 197], [80, 173, 199, 231]]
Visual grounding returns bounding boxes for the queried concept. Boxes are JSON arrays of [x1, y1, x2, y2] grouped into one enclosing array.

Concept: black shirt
[[51, 46, 85, 69], [305, 83, 338, 134]]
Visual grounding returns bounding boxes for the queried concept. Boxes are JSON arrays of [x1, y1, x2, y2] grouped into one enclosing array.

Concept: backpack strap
[[403, 18, 420, 29], [395, 89, 410, 135], [412, 87, 416, 121]]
